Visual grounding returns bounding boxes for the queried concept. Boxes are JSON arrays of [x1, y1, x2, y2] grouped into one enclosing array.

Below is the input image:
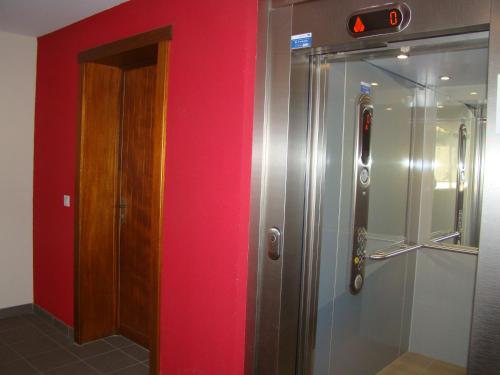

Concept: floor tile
[[22, 314, 53, 327], [65, 339, 115, 359], [10, 335, 59, 357], [45, 361, 101, 375], [0, 325, 46, 344], [0, 316, 32, 332], [0, 318, 147, 374], [0, 343, 22, 364], [84, 349, 137, 373], [30, 319, 60, 335], [46, 331, 74, 347], [0, 359, 39, 375], [120, 344, 149, 361], [0, 306, 34, 320], [109, 363, 149, 375], [105, 335, 136, 348], [25, 347, 79, 372], [52, 319, 69, 336]]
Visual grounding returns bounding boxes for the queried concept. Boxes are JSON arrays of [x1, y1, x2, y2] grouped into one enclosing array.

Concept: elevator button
[[360, 167, 370, 185], [354, 274, 363, 291]]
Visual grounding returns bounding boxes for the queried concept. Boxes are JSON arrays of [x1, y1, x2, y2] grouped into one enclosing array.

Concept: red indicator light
[[389, 10, 398, 26], [348, 6, 407, 37], [353, 16, 366, 33], [364, 113, 371, 131]]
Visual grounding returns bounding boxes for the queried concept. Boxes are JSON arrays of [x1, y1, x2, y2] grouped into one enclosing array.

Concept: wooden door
[[76, 28, 170, 374], [118, 65, 157, 348], [75, 63, 122, 342]]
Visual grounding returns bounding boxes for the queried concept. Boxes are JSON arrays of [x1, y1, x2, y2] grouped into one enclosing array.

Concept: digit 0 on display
[[347, 3, 410, 38]]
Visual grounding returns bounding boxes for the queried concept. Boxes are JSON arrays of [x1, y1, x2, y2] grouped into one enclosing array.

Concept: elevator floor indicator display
[[348, 3, 410, 38]]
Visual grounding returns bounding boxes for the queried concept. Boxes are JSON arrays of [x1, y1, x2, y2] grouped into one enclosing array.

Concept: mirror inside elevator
[[310, 32, 487, 375]]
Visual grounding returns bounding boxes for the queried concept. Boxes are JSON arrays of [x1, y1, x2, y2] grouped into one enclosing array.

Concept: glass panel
[[431, 95, 486, 246], [314, 58, 417, 374], [312, 36, 487, 375]]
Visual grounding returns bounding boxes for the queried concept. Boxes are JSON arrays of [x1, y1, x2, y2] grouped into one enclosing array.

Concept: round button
[[360, 167, 370, 185], [354, 274, 363, 291]]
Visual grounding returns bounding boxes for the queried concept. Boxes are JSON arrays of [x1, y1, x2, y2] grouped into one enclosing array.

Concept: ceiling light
[[470, 91, 478, 96], [437, 104, 444, 109], [386, 107, 393, 111], [440, 75, 451, 81], [371, 82, 379, 86], [397, 46, 410, 60]]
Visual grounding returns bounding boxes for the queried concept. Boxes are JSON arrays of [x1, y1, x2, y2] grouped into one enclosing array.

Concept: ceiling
[[365, 38, 489, 111], [369, 47, 489, 104], [0, 0, 129, 37]]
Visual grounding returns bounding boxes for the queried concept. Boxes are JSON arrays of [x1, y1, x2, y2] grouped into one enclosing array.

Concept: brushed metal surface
[[280, 53, 310, 375], [248, 1, 498, 374], [349, 95, 373, 294], [252, 6, 294, 375], [244, 1, 270, 374], [295, 55, 325, 375], [454, 124, 467, 244], [293, 0, 491, 52], [469, 1, 500, 374], [272, 0, 316, 8]]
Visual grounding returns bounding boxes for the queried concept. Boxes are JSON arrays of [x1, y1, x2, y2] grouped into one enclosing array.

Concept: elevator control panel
[[350, 95, 373, 295], [347, 3, 411, 38], [455, 124, 467, 244]]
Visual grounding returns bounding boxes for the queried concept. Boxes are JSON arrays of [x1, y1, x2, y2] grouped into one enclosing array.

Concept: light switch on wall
[[63, 195, 71, 207]]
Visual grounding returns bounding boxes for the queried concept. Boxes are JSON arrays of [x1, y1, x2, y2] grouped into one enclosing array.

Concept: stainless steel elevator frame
[[246, 1, 500, 374]]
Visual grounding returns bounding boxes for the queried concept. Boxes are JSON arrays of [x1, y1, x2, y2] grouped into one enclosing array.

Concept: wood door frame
[[75, 26, 171, 375]]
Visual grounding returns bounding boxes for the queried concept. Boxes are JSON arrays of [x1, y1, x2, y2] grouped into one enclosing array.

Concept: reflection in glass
[[431, 102, 485, 247]]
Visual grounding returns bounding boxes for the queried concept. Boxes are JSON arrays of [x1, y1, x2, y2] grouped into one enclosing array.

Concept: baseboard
[[0, 303, 33, 319], [33, 304, 74, 339], [0, 303, 75, 340]]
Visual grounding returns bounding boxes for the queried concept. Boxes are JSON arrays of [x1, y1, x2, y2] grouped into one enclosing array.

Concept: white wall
[[0, 31, 36, 309]]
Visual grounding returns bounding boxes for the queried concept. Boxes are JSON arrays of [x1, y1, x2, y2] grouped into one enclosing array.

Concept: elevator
[[248, 1, 500, 375], [74, 27, 170, 375]]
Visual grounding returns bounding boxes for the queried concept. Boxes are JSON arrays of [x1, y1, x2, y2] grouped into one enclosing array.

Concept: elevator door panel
[[119, 65, 156, 348], [313, 59, 416, 375]]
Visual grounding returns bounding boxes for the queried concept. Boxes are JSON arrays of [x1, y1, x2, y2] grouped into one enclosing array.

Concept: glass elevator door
[[305, 35, 488, 375]]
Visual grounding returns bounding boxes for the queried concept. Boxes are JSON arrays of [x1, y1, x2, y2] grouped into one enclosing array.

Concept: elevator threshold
[[377, 352, 465, 375]]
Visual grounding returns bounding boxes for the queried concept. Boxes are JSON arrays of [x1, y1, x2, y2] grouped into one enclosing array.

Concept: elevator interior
[[310, 32, 487, 375]]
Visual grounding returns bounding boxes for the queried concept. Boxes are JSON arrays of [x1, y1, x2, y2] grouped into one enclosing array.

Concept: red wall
[[33, 0, 257, 373]]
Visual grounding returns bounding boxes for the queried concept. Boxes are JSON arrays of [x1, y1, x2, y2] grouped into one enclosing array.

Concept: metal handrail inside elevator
[[368, 231, 478, 261]]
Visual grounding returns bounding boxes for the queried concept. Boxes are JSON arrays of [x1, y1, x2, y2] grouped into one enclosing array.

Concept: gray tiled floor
[[0, 314, 149, 374]]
